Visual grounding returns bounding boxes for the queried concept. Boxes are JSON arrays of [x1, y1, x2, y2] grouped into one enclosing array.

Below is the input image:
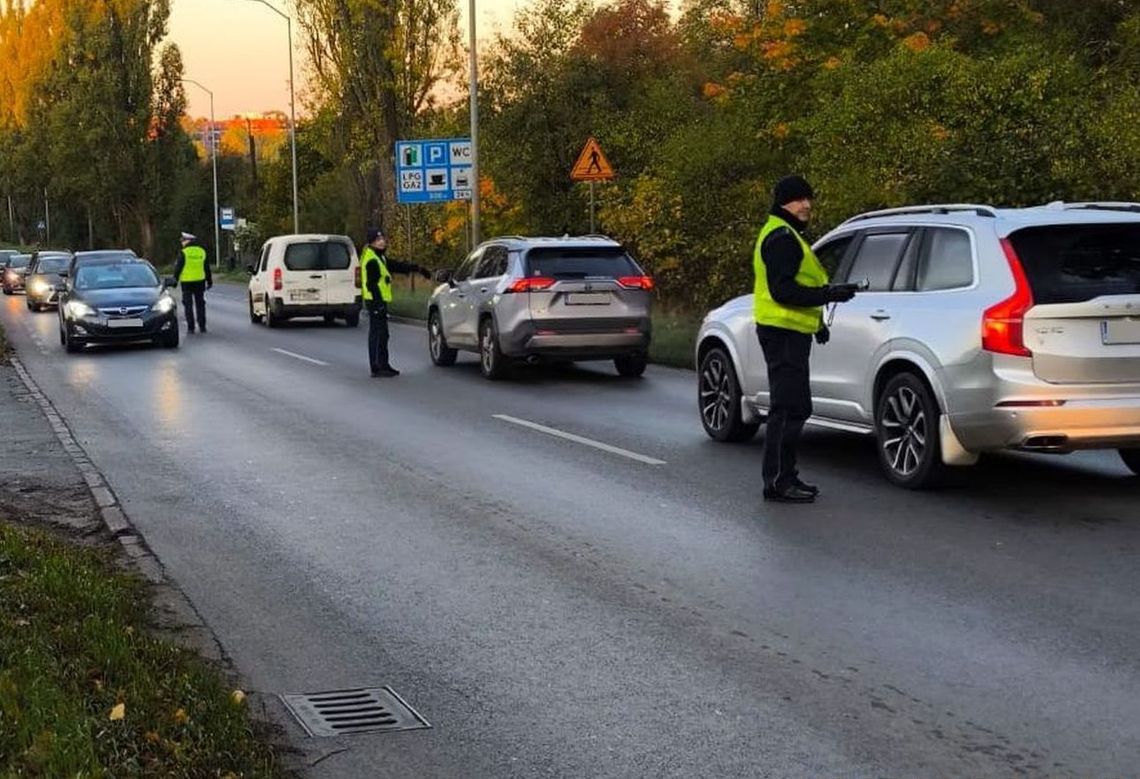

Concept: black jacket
[[761, 206, 831, 308], [365, 248, 423, 303], [173, 241, 213, 286]]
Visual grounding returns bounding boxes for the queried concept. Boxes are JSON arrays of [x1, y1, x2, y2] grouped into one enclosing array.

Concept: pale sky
[[169, 0, 525, 119]]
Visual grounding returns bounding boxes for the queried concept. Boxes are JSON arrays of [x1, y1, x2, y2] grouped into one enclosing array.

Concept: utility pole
[[43, 189, 50, 244], [182, 78, 222, 268], [6, 194, 13, 244], [468, 0, 481, 247]]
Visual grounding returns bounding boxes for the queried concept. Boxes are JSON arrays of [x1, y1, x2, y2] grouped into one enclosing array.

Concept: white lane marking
[[270, 347, 330, 367], [493, 414, 667, 466]]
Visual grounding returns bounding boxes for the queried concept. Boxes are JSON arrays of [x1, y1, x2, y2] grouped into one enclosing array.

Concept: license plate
[[565, 292, 610, 306], [1102, 318, 1140, 345], [291, 290, 320, 302], [106, 318, 143, 329]]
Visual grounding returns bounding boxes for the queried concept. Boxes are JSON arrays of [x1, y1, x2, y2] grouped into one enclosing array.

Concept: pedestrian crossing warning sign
[[570, 137, 615, 182]]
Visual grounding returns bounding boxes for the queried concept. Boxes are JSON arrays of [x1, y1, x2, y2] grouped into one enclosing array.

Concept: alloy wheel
[[880, 385, 927, 477], [480, 324, 494, 374], [700, 352, 733, 433], [430, 316, 443, 361]]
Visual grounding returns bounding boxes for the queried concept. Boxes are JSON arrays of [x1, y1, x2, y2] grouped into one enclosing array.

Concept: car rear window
[[8, 255, 30, 268], [325, 242, 352, 270], [1009, 224, 1140, 304], [524, 247, 639, 279], [284, 241, 351, 271]]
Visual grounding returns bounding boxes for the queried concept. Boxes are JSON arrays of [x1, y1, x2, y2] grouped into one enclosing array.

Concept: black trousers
[[756, 325, 813, 490], [367, 301, 390, 372], [181, 281, 207, 332]]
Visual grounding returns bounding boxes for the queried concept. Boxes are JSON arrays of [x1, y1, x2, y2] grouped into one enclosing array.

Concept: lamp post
[[468, 0, 481, 246], [243, 0, 300, 234], [181, 78, 221, 269]]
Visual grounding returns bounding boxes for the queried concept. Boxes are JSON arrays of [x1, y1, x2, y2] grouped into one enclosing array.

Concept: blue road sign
[[396, 137, 473, 204], [220, 207, 236, 231]]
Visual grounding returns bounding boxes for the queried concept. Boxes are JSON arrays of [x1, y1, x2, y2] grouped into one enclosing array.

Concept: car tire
[[345, 309, 361, 328], [249, 294, 263, 324], [479, 317, 508, 380], [698, 346, 759, 443], [323, 313, 337, 325], [875, 372, 945, 489], [26, 299, 35, 312], [265, 298, 279, 329], [3, 287, 10, 295], [160, 327, 180, 349], [615, 353, 648, 378], [62, 325, 82, 354], [429, 310, 458, 367], [1119, 448, 1140, 476]]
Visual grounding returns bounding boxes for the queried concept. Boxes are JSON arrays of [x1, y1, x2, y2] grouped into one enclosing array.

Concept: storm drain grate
[[280, 686, 431, 737]]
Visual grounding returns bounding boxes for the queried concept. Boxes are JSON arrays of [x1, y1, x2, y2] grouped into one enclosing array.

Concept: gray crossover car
[[697, 203, 1140, 488], [428, 236, 654, 379]]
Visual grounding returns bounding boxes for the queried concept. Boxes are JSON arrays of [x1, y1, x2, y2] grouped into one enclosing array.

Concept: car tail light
[[273, 267, 283, 292], [617, 275, 655, 291], [354, 266, 361, 289], [505, 276, 555, 293], [982, 239, 1034, 357]]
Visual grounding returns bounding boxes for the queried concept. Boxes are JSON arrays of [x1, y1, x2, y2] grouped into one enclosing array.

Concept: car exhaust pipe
[[1020, 435, 1070, 452], [525, 355, 541, 365]]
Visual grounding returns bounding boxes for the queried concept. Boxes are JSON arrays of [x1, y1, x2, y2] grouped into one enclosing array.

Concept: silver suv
[[697, 203, 1140, 488], [428, 236, 653, 379]]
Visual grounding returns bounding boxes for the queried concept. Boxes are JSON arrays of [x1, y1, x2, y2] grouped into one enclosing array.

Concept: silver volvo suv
[[697, 203, 1140, 488], [428, 236, 653, 379]]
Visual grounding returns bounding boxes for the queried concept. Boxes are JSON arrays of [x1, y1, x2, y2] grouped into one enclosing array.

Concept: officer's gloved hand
[[815, 325, 830, 345], [826, 284, 857, 303]]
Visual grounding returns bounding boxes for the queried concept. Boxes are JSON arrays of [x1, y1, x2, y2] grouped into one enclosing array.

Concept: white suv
[[248, 234, 361, 328], [697, 203, 1140, 488]]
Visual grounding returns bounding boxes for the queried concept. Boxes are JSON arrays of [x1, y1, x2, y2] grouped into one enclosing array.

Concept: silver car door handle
[[309, 274, 323, 279], [870, 310, 891, 321]]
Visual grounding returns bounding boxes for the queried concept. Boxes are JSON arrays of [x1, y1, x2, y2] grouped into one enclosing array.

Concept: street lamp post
[[468, 0, 481, 247], [244, 0, 300, 235], [181, 79, 221, 269]]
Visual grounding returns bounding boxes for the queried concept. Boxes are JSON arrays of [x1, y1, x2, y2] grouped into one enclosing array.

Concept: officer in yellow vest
[[754, 176, 857, 503], [361, 228, 432, 377], [174, 232, 212, 334]]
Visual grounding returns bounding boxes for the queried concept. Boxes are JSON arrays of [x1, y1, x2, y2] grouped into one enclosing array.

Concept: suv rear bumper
[[503, 319, 651, 359], [950, 398, 1140, 452]]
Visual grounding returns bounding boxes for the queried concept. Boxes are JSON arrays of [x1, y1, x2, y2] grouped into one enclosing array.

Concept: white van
[[248, 234, 362, 327]]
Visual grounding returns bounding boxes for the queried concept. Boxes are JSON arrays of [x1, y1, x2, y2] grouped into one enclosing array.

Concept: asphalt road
[[3, 283, 1138, 777]]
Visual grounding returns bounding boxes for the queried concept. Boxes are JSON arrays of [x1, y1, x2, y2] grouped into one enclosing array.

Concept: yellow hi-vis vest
[[360, 247, 392, 303], [179, 245, 208, 283], [753, 215, 829, 334]]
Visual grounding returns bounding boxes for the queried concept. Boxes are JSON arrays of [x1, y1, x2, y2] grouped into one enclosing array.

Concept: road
[[3, 283, 1138, 777]]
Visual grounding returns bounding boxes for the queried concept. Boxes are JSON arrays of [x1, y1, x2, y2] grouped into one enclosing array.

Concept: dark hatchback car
[[58, 259, 179, 353], [25, 251, 72, 311], [2, 253, 32, 294]]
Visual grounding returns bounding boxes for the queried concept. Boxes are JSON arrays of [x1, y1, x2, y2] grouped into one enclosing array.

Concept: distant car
[[428, 236, 654, 379], [696, 202, 1140, 487], [2, 253, 32, 294], [58, 259, 178, 352], [247, 234, 362, 328], [24, 251, 72, 311]]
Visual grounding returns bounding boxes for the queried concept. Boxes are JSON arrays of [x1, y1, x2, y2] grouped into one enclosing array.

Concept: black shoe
[[199, 327, 207, 334], [763, 485, 816, 504], [793, 478, 819, 497], [372, 367, 399, 378], [186, 328, 195, 334]]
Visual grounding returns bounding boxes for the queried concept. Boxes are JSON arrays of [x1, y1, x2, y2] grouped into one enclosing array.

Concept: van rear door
[[281, 240, 327, 307], [1010, 223, 1140, 384], [323, 240, 357, 306]]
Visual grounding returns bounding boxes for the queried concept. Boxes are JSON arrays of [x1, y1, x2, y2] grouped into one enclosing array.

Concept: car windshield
[[524, 247, 640, 279], [1010, 224, 1140, 304], [75, 263, 157, 290], [36, 257, 69, 273]]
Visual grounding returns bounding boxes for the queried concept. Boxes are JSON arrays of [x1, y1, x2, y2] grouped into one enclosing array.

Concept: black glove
[[826, 284, 857, 303], [419, 267, 432, 280], [815, 325, 830, 345]]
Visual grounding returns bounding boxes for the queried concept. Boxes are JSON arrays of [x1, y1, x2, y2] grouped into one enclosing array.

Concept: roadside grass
[[388, 279, 700, 370], [0, 523, 284, 777], [0, 323, 10, 364]]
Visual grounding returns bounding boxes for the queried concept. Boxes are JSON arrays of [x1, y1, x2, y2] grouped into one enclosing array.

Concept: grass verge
[[388, 280, 700, 370], [0, 523, 284, 777]]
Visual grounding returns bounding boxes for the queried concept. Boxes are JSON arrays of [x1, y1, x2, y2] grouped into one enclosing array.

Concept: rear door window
[[846, 232, 911, 291], [324, 242, 352, 271], [474, 246, 508, 279], [1009, 224, 1140, 304], [453, 250, 481, 282], [524, 247, 639, 279], [917, 228, 973, 291], [283, 243, 323, 272]]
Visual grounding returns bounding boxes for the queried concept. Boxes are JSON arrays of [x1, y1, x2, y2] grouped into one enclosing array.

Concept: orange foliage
[[902, 32, 932, 53]]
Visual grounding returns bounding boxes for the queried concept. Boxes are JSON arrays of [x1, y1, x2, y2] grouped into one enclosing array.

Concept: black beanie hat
[[366, 228, 386, 243], [773, 175, 815, 206]]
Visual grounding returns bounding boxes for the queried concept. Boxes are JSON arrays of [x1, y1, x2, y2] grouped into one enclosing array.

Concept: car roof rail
[[841, 204, 999, 225], [1041, 201, 1140, 213]]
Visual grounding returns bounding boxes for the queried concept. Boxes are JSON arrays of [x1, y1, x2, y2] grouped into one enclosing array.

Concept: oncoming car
[[697, 203, 1140, 488], [58, 259, 179, 352]]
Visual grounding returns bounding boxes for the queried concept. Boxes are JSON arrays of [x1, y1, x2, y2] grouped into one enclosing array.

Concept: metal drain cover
[[281, 686, 431, 737]]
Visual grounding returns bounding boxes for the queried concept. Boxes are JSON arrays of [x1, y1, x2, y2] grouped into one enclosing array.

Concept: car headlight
[[151, 295, 175, 314], [65, 300, 96, 319], [28, 279, 50, 296]]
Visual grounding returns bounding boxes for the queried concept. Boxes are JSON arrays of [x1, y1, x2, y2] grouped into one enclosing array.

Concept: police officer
[[174, 232, 212, 334], [361, 228, 432, 377], [754, 176, 857, 504]]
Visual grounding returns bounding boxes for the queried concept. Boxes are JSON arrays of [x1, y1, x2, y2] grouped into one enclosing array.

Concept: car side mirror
[[434, 269, 454, 284], [245, 264, 256, 275], [163, 276, 177, 288]]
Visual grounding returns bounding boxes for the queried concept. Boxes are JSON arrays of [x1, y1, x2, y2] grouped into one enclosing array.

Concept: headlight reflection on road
[[154, 361, 186, 430]]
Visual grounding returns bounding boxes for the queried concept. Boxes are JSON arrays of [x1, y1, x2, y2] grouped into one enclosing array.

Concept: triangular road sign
[[571, 137, 615, 182]]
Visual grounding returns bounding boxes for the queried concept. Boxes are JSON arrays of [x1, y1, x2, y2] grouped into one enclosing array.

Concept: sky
[[168, 0, 526, 119]]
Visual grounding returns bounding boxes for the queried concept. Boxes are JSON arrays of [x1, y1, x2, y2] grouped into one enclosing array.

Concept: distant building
[[185, 112, 290, 157]]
